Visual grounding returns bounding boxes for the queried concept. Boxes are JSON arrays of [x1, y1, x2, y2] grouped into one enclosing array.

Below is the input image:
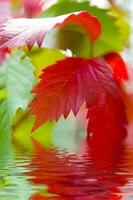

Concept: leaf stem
[[90, 41, 93, 58], [12, 110, 30, 131]]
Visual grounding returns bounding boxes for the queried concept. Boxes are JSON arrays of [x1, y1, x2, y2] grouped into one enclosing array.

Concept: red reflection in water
[[24, 137, 130, 200]]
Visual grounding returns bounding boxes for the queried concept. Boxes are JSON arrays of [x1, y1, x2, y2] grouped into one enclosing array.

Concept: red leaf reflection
[[25, 139, 128, 200]]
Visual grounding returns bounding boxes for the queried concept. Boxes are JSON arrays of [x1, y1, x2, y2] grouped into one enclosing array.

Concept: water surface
[[0, 131, 133, 200]]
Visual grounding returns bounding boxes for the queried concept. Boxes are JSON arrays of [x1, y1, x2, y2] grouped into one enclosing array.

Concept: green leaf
[[25, 47, 66, 79], [0, 51, 35, 135], [13, 112, 54, 149], [41, 1, 126, 57], [109, 7, 130, 46]]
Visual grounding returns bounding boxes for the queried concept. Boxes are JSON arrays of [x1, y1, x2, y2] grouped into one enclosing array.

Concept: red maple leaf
[[21, 0, 57, 17], [0, 11, 101, 49], [30, 57, 127, 137], [104, 52, 128, 83], [22, 0, 43, 17]]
